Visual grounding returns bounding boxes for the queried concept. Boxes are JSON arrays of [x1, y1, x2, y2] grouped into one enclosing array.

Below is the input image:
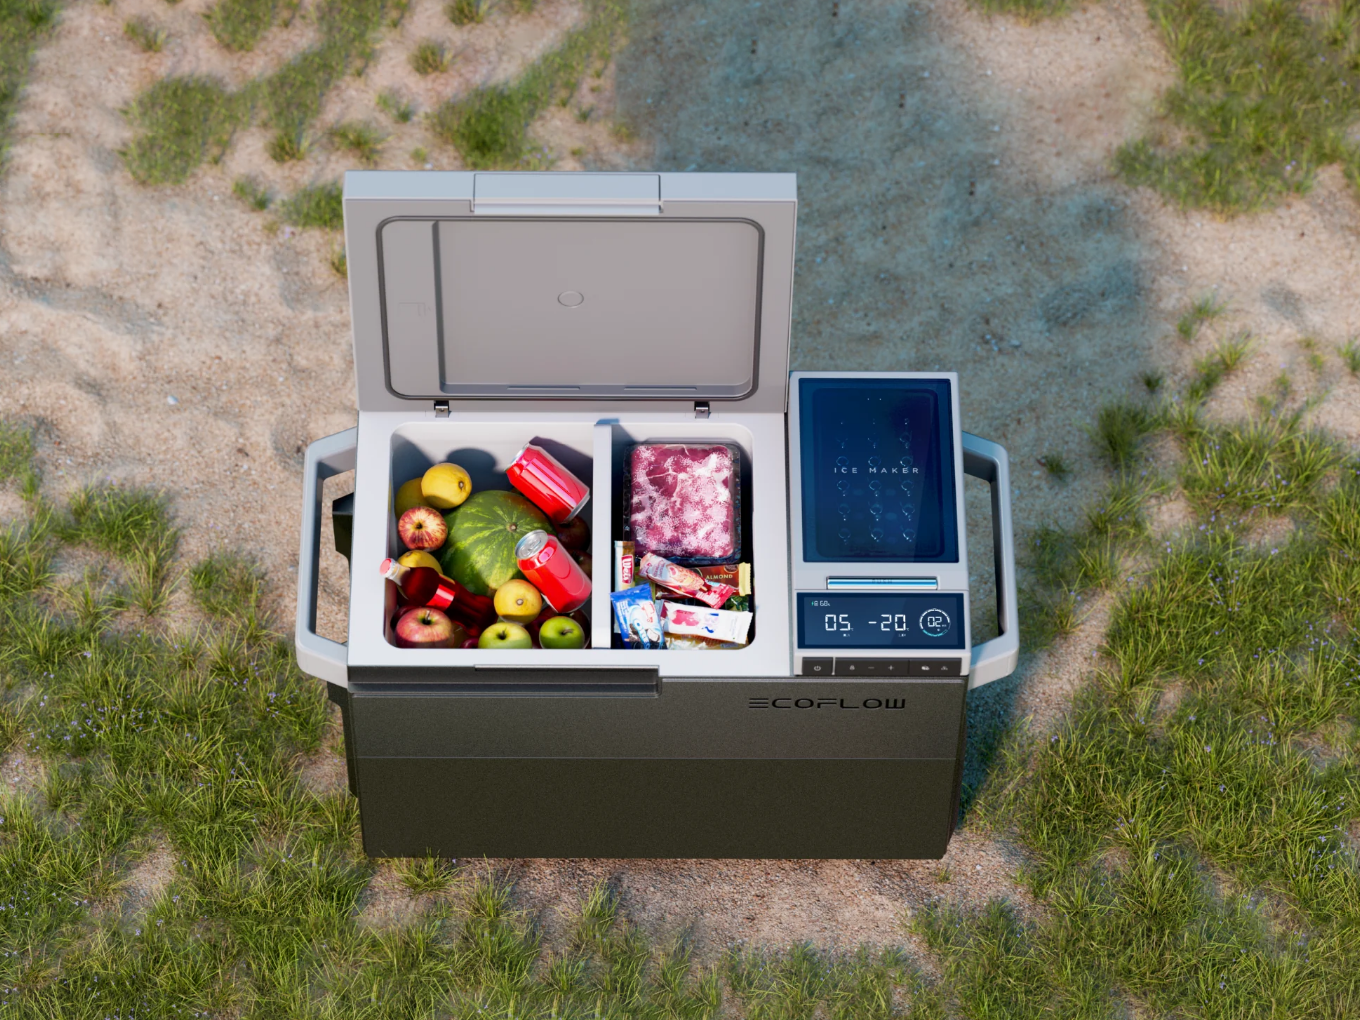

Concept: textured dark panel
[[356, 757, 957, 859], [348, 678, 966, 759]]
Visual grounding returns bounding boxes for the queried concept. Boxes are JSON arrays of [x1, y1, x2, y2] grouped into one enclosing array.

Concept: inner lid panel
[[380, 217, 764, 399]]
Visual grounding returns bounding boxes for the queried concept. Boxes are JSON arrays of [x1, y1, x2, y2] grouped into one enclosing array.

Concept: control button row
[[799, 657, 967, 678]]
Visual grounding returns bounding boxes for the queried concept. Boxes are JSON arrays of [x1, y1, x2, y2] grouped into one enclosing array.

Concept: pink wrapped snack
[[658, 602, 752, 646], [627, 444, 741, 565], [638, 552, 737, 609]]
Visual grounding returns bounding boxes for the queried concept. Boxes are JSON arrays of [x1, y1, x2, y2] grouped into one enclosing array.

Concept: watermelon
[[440, 490, 551, 596]]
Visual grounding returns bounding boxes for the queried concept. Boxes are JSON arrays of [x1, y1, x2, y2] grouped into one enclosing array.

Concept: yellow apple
[[422, 462, 472, 510], [394, 478, 429, 518], [398, 549, 443, 572], [494, 579, 543, 624]]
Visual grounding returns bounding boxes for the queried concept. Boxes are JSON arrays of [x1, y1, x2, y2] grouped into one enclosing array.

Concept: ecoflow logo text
[[748, 697, 906, 710]]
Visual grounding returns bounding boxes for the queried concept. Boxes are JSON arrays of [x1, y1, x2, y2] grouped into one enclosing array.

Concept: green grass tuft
[[328, 118, 383, 163], [1037, 453, 1071, 481], [445, 0, 491, 25], [121, 77, 248, 185], [278, 181, 343, 229], [1176, 292, 1227, 340], [409, 38, 450, 75], [429, 0, 624, 168], [123, 15, 168, 52], [328, 245, 347, 277], [1116, 0, 1360, 212], [1339, 337, 1360, 374], [375, 87, 413, 123], [0, 420, 38, 494], [966, 0, 1073, 21], [204, 0, 278, 51], [231, 174, 270, 210], [188, 550, 266, 622], [0, 0, 58, 163], [1089, 400, 1158, 470], [1178, 415, 1341, 518]]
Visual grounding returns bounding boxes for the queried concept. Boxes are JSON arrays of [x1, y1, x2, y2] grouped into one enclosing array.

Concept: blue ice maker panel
[[797, 377, 958, 563]]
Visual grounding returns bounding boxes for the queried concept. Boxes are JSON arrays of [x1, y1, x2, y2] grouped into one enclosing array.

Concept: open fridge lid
[[342, 171, 798, 416]]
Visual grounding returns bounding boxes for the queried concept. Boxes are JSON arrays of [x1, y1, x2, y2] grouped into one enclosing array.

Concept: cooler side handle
[[296, 428, 357, 687], [962, 432, 1019, 690]]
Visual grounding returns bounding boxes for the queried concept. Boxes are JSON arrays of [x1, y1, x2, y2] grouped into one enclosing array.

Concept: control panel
[[788, 373, 972, 679]]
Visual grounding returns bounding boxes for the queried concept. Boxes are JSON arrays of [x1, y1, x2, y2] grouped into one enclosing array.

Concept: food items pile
[[613, 443, 753, 651], [384, 444, 593, 650]]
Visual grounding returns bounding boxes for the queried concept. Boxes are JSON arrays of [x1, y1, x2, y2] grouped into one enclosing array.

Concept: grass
[[1115, 0, 1360, 211], [1038, 453, 1071, 481], [278, 181, 342, 229], [1088, 400, 1158, 470], [123, 0, 389, 180], [328, 118, 383, 163], [122, 77, 248, 185], [203, 0, 277, 52], [376, 87, 413, 123], [956, 376, 1360, 1015], [123, 15, 167, 53], [1176, 292, 1227, 341], [445, 0, 491, 25], [429, 0, 624, 168], [0, 0, 57, 164], [409, 38, 451, 75], [1340, 337, 1360, 374], [231, 174, 270, 210], [328, 245, 347, 276]]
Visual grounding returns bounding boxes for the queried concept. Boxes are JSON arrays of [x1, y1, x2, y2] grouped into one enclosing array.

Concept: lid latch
[[434, 400, 450, 418], [694, 401, 711, 420]]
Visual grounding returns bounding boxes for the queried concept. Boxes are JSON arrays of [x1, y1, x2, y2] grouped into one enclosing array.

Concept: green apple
[[478, 621, 532, 649], [539, 615, 585, 650]]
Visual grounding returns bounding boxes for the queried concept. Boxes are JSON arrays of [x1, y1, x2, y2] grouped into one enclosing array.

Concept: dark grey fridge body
[[295, 171, 1019, 859]]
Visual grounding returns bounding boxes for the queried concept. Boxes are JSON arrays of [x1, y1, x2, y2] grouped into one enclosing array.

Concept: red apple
[[398, 506, 447, 551], [575, 552, 593, 579], [395, 607, 464, 648], [554, 516, 590, 552], [460, 637, 479, 649]]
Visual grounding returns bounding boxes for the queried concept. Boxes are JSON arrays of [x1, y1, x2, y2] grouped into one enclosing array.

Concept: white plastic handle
[[962, 432, 1019, 690], [295, 427, 357, 687]]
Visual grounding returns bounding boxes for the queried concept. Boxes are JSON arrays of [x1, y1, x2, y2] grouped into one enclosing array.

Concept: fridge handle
[[962, 432, 1019, 690], [296, 427, 357, 687]]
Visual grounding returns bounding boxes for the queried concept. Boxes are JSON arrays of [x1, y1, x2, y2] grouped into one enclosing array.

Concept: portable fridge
[[295, 171, 1019, 860]]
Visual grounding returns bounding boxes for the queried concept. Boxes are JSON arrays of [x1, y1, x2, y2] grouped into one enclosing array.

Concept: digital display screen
[[798, 378, 958, 562], [797, 593, 966, 649]]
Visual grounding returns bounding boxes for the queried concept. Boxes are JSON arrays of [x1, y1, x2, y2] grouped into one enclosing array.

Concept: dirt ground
[[3, 0, 1360, 961]]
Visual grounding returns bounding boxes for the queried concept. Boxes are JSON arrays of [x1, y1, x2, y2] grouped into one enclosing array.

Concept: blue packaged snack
[[611, 584, 662, 649]]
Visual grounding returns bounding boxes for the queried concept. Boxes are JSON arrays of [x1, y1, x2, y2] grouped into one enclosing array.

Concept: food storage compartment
[[607, 422, 757, 650], [384, 421, 600, 653]]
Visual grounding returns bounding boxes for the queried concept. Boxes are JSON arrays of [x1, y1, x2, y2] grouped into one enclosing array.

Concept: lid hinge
[[694, 401, 710, 419], [433, 400, 450, 418]]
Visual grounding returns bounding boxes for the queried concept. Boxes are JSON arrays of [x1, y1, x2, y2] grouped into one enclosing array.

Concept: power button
[[800, 658, 833, 677]]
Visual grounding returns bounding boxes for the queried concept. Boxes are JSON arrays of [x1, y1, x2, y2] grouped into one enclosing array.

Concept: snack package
[[694, 562, 751, 597], [637, 553, 737, 609], [610, 584, 662, 649], [658, 602, 752, 646], [663, 632, 740, 650], [625, 444, 741, 564], [613, 540, 635, 591]]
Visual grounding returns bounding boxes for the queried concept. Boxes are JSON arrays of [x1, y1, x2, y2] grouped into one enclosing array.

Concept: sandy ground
[[3, 0, 1360, 963]]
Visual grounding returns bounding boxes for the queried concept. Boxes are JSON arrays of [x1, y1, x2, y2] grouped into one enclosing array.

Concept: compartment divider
[[591, 423, 615, 650]]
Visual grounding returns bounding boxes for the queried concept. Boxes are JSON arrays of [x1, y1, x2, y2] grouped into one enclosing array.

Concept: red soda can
[[506, 443, 590, 524], [515, 530, 591, 613]]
